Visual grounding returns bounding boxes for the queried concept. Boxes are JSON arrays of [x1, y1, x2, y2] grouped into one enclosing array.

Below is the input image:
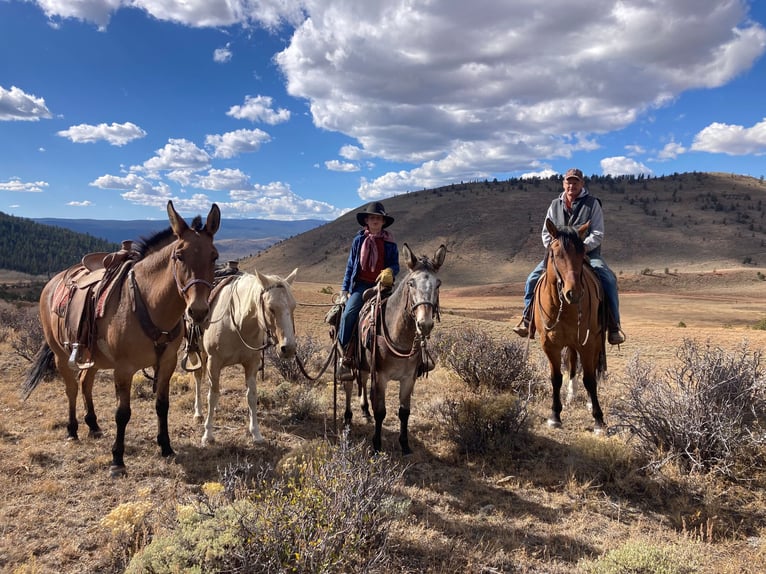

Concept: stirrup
[[181, 351, 202, 372], [68, 344, 95, 370]]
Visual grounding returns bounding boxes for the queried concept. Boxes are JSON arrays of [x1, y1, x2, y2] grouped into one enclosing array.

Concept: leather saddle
[[52, 241, 137, 369]]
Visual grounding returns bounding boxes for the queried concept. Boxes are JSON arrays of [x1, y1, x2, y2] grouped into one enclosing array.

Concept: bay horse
[[345, 243, 446, 454], [191, 268, 298, 445], [533, 218, 606, 433], [23, 201, 221, 476]]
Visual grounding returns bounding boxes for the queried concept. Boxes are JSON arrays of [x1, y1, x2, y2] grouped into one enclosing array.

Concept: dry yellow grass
[[1, 272, 766, 573]]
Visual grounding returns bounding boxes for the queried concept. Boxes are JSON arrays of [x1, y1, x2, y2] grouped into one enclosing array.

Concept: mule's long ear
[[577, 221, 590, 240], [432, 244, 447, 271], [167, 200, 190, 237], [285, 268, 298, 285], [206, 203, 221, 236], [545, 217, 558, 239], [402, 243, 417, 270]]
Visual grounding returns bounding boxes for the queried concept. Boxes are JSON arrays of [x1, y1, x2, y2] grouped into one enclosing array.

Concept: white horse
[[192, 268, 298, 445]]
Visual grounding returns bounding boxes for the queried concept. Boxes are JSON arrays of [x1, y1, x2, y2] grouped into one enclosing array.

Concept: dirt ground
[[1, 270, 766, 573]]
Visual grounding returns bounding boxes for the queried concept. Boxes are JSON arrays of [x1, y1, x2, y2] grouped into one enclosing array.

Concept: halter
[[378, 269, 440, 359]]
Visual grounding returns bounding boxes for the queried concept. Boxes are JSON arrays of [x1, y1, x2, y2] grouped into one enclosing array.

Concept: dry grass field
[[1, 267, 766, 573]]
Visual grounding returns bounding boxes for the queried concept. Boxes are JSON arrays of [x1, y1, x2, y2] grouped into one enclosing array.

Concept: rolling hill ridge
[[240, 172, 766, 288]]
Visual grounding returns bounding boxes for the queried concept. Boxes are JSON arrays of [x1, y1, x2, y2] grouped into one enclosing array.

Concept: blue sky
[[1, 0, 766, 221]]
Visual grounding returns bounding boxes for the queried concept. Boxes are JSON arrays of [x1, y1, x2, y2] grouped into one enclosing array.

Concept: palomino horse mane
[[192, 267, 298, 446]]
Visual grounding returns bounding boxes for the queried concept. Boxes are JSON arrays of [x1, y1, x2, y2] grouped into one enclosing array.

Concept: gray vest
[[548, 195, 602, 257]]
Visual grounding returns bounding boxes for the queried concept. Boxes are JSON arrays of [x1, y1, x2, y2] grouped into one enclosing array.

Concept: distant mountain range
[[32, 217, 326, 262]]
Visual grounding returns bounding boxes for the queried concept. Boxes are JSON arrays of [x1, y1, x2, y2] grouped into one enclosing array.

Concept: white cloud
[[325, 159, 359, 172], [194, 168, 251, 191], [205, 128, 271, 158], [227, 95, 291, 125], [656, 141, 687, 160], [67, 200, 93, 207], [0, 177, 49, 192], [213, 43, 233, 63], [600, 156, 653, 176], [226, 182, 344, 219], [0, 85, 52, 121], [691, 118, 766, 155], [57, 122, 147, 146], [141, 138, 211, 172]]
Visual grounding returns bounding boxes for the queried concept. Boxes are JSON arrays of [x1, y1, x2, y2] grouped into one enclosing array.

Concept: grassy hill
[[242, 172, 766, 287]]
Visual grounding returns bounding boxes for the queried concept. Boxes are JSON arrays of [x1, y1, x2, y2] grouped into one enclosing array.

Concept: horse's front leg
[[564, 347, 579, 407], [202, 358, 223, 446], [192, 358, 206, 422], [544, 348, 564, 428], [370, 376, 388, 452], [80, 367, 103, 438], [581, 355, 605, 434], [398, 375, 417, 455], [243, 358, 264, 443], [110, 370, 133, 477], [358, 373, 371, 420], [153, 356, 176, 459]]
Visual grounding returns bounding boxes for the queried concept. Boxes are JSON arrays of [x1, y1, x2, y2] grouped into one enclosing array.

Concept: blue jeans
[[338, 281, 375, 348], [522, 256, 621, 327]]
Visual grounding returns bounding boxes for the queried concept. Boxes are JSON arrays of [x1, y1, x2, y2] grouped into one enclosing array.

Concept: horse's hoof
[[66, 435, 79, 442], [251, 435, 265, 444], [593, 425, 606, 436], [109, 465, 127, 478], [193, 414, 204, 423], [547, 419, 562, 429], [161, 448, 176, 458], [201, 436, 215, 446], [88, 429, 103, 439]]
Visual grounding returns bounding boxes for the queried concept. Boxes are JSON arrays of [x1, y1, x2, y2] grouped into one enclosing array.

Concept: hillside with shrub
[[244, 171, 766, 286]]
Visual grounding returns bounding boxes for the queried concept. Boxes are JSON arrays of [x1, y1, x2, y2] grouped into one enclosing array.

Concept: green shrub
[[126, 432, 405, 574], [611, 339, 766, 477], [581, 540, 697, 574], [432, 327, 541, 394], [429, 391, 529, 454]]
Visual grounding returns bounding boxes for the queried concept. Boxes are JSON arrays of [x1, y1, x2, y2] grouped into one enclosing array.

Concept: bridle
[[228, 279, 292, 353], [537, 238, 592, 344], [172, 247, 214, 297]]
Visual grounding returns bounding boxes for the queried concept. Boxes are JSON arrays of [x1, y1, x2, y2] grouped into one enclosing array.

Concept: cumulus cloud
[[213, 43, 233, 63], [325, 159, 359, 172], [600, 156, 653, 176], [24, 0, 766, 212], [205, 128, 271, 158], [227, 95, 291, 125], [657, 141, 687, 160], [57, 122, 147, 145], [0, 177, 49, 192], [226, 182, 343, 219], [141, 138, 211, 173], [67, 200, 93, 207], [691, 118, 766, 155], [0, 85, 52, 121]]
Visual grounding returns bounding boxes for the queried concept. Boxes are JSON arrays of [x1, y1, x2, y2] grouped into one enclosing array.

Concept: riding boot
[[512, 313, 534, 339], [606, 309, 626, 345], [338, 343, 355, 381]]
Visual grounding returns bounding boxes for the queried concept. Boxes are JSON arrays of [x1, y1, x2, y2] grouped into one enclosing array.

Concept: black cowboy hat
[[356, 201, 394, 228]]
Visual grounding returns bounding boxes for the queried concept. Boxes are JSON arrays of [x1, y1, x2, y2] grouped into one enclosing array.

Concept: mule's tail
[[22, 343, 55, 400]]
